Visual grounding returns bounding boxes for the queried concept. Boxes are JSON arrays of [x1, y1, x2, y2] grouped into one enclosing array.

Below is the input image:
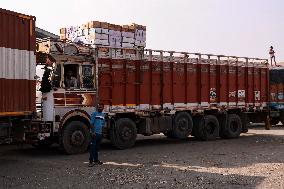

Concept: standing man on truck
[[89, 103, 105, 167], [269, 46, 277, 66]]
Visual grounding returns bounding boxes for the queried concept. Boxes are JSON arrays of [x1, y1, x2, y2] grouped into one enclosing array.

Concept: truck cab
[[27, 39, 97, 154]]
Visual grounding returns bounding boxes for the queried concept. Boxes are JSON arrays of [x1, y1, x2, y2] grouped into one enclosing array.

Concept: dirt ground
[[1, 126, 284, 189]]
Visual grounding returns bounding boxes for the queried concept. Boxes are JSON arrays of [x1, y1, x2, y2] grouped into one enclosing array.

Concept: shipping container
[[0, 8, 36, 116]]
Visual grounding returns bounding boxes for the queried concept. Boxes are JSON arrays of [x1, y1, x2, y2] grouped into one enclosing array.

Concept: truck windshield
[[64, 64, 79, 89], [53, 64, 61, 88], [82, 65, 94, 89]]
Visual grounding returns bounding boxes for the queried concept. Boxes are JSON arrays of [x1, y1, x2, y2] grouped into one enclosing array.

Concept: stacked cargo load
[[60, 21, 146, 49]]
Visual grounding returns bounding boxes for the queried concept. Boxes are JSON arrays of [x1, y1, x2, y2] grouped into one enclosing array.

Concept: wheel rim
[[177, 118, 188, 131], [119, 126, 133, 141], [230, 121, 239, 132], [71, 130, 85, 146], [206, 122, 215, 134]]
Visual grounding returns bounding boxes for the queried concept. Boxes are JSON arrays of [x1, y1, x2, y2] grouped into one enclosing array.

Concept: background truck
[[31, 38, 271, 154], [268, 67, 284, 125], [0, 8, 36, 144]]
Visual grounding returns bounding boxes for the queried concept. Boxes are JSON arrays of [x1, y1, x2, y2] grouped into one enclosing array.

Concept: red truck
[[31, 39, 271, 154], [0, 8, 278, 155]]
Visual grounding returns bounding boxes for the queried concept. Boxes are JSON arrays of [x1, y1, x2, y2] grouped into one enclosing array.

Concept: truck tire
[[172, 112, 193, 139], [61, 121, 90, 154], [193, 115, 219, 141], [220, 114, 242, 139], [110, 118, 137, 150]]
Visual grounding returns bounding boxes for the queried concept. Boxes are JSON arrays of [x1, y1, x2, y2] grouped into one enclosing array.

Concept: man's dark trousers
[[89, 134, 103, 162]]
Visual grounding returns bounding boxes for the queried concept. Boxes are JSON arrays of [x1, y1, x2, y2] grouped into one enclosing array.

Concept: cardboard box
[[122, 42, 134, 48], [114, 25, 122, 31], [131, 23, 146, 31], [108, 24, 115, 30], [101, 22, 109, 29], [125, 49, 136, 54], [129, 25, 136, 30], [83, 28, 89, 36], [101, 28, 109, 35], [122, 37, 135, 43], [109, 30, 121, 37], [90, 38, 109, 46], [60, 28, 66, 34], [60, 33, 66, 40], [122, 25, 129, 32], [89, 28, 102, 35], [122, 31, 135, 38], [82, 23, 88, 29], [88, 21, 101, 28], [77, 29, 83, 37], [88, 33, 109, 40], [109, 35, 122, 43], [134, 41, 146, 47]]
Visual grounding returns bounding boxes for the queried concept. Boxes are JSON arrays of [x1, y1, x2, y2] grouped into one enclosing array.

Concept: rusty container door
[[163, 61, 173, 108], [98, 58, 113, 107], [0, 8, 36, 116], [200, 63, 210, 107], [237, 63, 246, 106], [218, 63, 229, 106], [228, 63, 237, 106], [125, 59, 137, 108], [253, 67, 261, 106], [150, 61, 162, 109], [173, 62, 186, 107], [110, 59, 124, 107], [139, 60, 151, 110], [246, 66, 254, 106], [209, 61, 218, 105], [187, 61, 198, 107]]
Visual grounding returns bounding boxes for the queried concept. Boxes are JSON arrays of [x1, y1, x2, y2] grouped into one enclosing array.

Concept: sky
[[1, 0, 284, 61]]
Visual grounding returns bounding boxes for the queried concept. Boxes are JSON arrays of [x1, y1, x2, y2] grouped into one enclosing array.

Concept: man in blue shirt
[[89, 103, 105, 167]]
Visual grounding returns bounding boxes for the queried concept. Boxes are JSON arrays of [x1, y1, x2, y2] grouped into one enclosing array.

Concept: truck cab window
[[52, 64, 61, 88], [82, 65, 94, 89], [64, 64, 79, 89]]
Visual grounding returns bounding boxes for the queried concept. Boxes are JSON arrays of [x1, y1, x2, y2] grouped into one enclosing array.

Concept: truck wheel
[[110, 118, 137, 149], [193, 115, 219, 141], [61, 121, 90, 154], [172, 112, 193, 139], [220, 114, 242, 139]]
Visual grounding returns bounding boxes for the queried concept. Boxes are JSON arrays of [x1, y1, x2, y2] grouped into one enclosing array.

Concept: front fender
[[59, 109, 91, 131]]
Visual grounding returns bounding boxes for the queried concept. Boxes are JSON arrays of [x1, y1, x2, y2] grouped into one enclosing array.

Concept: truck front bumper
[[24, 121, 53, 143]]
